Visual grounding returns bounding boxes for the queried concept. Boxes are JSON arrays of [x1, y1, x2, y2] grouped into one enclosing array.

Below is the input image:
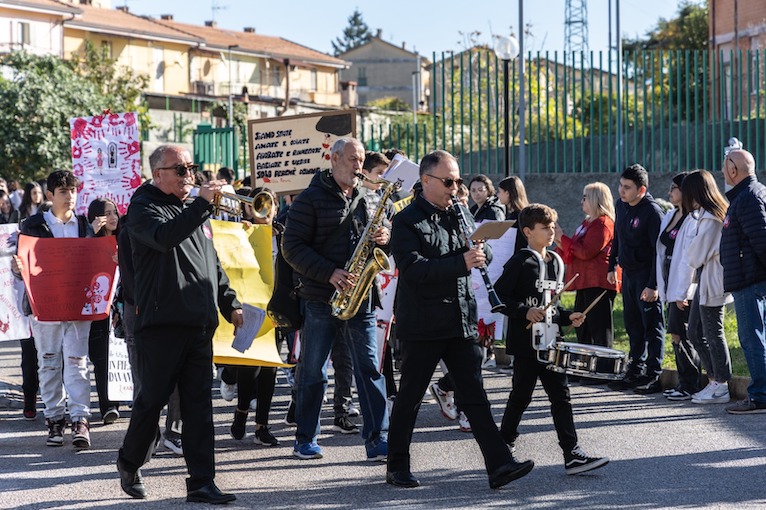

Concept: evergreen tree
[[331, 8, 372, 56]]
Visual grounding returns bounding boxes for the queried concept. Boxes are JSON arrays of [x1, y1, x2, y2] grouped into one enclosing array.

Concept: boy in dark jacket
[[13, 170, 95, 450], [495, 203, 608, 475], [607, 164, 665, 393]]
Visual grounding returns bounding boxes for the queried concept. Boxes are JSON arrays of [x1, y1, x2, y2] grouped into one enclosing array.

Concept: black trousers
[[236, 365, 277, 425], [500, 356, 578, 453], [88, 319, 119, 416], [388, 336, 512, 475], [118, 325, 216, 490], [574, 288, 617, 348], [622, 269, 665, 375], [20, 337, 38, 409]]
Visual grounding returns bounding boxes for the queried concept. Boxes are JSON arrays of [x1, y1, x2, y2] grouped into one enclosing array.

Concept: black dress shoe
[[186, 482, 237, 504], [489, 459, 534, 489], [117, 461, 146, 499], [386, 470, 420, 488]]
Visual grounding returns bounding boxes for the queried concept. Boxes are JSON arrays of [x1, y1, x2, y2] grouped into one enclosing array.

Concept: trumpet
[[192, 185, 273, 219]]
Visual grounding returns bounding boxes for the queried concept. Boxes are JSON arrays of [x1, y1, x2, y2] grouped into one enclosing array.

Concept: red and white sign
[[69, 111, 142, 215]]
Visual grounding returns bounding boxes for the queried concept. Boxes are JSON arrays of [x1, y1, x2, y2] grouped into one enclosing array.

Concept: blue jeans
[[295, 300, 388, 446], [732, 282, 766, 403]]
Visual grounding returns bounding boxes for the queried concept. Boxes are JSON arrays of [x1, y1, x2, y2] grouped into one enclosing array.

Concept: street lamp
[[494, 35, 519, 178], [227, 44, 239, 172]]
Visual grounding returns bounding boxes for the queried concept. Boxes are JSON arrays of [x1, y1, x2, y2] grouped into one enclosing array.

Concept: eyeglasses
[[157, 163, 199, 176], [425, 174, 464, 188]]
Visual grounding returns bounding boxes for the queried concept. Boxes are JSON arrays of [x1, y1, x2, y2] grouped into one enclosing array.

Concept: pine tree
[[331, 8, 372, 56]]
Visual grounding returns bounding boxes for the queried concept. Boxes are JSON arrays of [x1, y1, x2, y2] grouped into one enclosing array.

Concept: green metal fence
[[192, 124, 239, 175], [360, 49, 766, 174]]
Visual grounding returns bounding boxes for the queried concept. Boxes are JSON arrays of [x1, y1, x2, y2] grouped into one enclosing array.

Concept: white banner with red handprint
[[0, 224, 30, 342], [70, 111, 142, 216]]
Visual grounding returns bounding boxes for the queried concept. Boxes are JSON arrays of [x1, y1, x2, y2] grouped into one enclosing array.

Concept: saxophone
[[330, 174, 401, 320]]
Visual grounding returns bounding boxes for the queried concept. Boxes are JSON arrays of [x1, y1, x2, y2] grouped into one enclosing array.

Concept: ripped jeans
[[30, 318, 92, 420]]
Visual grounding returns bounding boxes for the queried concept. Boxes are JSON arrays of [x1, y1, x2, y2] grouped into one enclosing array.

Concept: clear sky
[[119, 0, 689, 59]]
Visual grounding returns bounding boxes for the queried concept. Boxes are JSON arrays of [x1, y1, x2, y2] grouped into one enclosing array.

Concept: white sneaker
[[691, 382, 714, 401], [219, 380, 236, 402], [347, 403, 360, 417], [429, 382, 458, 421], [692, 381, 731, 404], [458, 411, 471, 432], [482, 357, 497, 369]]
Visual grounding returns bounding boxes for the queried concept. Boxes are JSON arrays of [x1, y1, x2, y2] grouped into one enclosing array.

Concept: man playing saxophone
[[282, 137, 390, 461]]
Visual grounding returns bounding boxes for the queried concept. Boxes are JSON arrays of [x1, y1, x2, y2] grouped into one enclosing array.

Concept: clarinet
[[450, 199, 507, 313]]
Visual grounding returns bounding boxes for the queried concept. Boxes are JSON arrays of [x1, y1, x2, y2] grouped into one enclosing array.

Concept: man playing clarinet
[[386, 149, 533, 489]]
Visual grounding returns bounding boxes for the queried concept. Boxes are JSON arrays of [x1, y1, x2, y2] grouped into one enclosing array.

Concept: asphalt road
[[1, 340, 765, 510]]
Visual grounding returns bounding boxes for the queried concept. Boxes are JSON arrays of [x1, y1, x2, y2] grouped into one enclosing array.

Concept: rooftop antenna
[[564, 0, 589, 68], [211, 0, 228, 22]]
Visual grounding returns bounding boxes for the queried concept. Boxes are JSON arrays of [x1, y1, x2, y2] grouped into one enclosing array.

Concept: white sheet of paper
[[231, 303, 266, 353], [383, 155, 420, 192]]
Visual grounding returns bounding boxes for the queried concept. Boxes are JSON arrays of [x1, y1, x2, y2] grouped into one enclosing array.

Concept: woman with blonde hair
[[555, 182, 620, 347]]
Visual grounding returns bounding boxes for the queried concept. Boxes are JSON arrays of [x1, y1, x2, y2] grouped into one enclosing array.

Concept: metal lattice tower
[[564, 0, 589, 68]]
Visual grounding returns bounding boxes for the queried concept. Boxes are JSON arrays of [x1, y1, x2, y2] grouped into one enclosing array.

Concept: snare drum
[[546, 342, 626, 380]]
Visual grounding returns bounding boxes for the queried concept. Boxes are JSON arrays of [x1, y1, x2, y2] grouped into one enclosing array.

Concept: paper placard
[[469, 220, 516, 241], [107, 332, 133, 401], [248, 110, 356, 194]]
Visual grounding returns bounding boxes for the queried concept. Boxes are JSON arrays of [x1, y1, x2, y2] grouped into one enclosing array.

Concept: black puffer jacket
[[470, 195, 505, 222], [391, 195, 490, 341], [127, 182, 240, 333], [721, 175, 766, 292], [282, 170, 377, 303]]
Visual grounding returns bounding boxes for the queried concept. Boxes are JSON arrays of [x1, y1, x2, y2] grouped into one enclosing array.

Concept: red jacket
[[557, 215, 620, 292]]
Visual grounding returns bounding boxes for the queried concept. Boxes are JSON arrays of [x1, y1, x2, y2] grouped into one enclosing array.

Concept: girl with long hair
[[682, 169, 733, 404]]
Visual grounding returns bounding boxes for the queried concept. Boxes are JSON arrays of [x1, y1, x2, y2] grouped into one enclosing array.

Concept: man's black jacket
[[127, 182, 240, 333]]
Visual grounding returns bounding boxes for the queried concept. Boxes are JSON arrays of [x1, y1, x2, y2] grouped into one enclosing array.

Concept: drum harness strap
[[522, 248, 565, 365]]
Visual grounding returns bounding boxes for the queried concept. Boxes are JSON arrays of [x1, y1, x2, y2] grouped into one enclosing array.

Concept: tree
[[0, 48, 149, 181], [331, 9, 372, 56]]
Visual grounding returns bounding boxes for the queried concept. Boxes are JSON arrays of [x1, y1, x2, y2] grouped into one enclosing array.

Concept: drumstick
[[525, 273, 579, 330], [580, 289, 609, 317]]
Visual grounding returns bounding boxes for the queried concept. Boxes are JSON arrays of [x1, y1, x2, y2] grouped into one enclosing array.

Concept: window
[[18, 22, 30, 47], [357, 67, 367, 87], [100, 40, 112, 59], [310, 69, 318, 91]]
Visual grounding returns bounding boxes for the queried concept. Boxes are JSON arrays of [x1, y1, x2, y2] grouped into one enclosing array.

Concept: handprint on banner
[[123, 112, 138, 138], [380, 272, 395, 290], [72, 163, 84, 179], [107, 113, 124, 136], [119, 140, 140, 158], [122, 169, 142, 191], [71, 118, 89, 140], [72, 143, 83, 160], [0, 315, 9, 334]]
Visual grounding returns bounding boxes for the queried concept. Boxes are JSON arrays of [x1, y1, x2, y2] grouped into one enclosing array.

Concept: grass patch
[[495, 293, 748, 377]]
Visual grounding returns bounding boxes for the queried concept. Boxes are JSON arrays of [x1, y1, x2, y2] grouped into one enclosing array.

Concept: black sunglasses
[[425, 173, 464, 188], [157, 163, 199, 176]]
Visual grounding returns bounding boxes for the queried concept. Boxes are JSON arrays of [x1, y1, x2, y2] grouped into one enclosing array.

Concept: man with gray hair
[[720, 148, 766, 414], [282, 137, 390, 461], [116, 144, 243, 503]]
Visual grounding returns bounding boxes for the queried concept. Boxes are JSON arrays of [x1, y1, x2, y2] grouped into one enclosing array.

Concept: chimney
[[244, 27, 255, 33], [204, 20, 217, 28], [401, 41, 406, 50], [116, 5, 129, 12], [160, 14, 174, 20], [376, 28, 382, 38]]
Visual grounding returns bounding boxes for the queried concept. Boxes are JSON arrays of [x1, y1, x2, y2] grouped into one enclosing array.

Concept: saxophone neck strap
[[322, 192, 365, 253]]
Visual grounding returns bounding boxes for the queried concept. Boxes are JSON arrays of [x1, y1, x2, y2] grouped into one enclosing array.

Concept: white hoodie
[[656, 208, 698, 304], [685, 209, 733, 307]]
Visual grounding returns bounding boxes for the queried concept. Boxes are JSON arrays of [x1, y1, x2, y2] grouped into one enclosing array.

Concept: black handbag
[[267, 193, 364, 330]]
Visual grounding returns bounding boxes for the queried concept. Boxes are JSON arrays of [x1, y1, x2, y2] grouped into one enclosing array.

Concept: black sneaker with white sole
[[564, 446, 609, 475], [333, 415, 359, 434]]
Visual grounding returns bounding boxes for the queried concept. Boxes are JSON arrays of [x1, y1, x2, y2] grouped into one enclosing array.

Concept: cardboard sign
[[248, 110, 356, 194], [17, 235, 118, 321], [0, 224, 30, 341]]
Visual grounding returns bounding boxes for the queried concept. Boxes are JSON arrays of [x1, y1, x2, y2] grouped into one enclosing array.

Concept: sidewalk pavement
[[2, 340, 766, 509]]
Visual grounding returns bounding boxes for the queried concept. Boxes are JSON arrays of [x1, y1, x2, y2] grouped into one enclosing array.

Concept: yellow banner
[[210, 220, 289, 367]]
